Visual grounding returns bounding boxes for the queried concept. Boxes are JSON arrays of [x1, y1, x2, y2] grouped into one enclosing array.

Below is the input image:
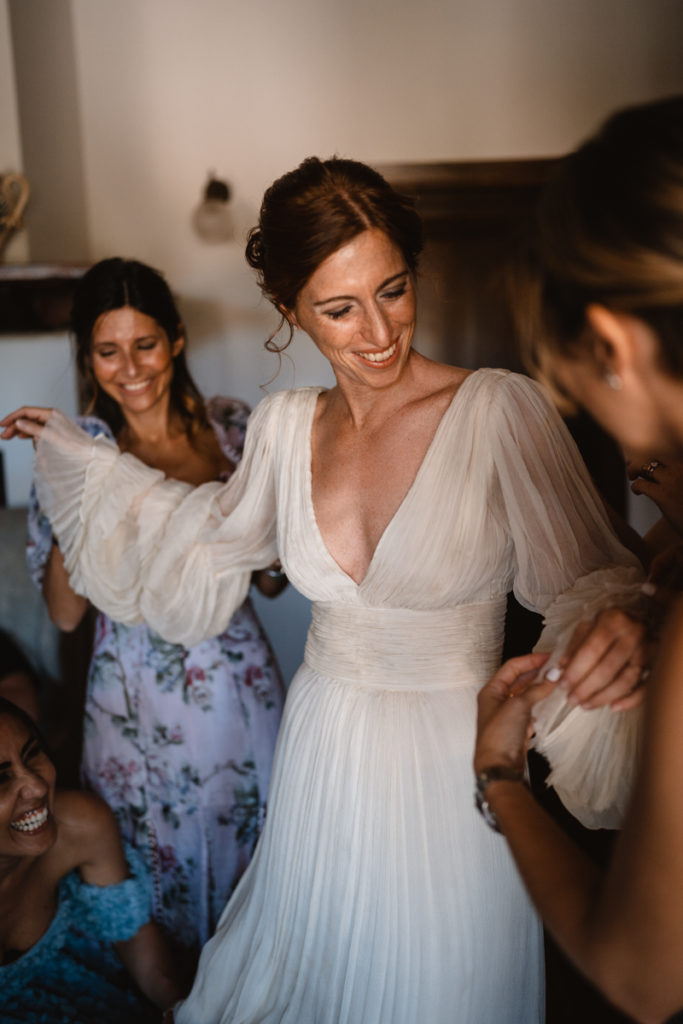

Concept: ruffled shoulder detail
[[33, 388, 289, 645], [26, 415, 115, 587], [63, 841, 152, 943], [532, 565, 646, 828], [458, 366, 542, 411]]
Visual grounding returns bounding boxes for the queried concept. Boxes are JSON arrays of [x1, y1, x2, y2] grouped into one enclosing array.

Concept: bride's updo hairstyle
[[518, 95, 683, 399], [246, 156, 423, 351], [71, 257, 207, 438]]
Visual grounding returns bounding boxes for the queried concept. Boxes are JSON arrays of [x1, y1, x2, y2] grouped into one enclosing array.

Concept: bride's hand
[[551, 607, 649, 712], [0, 406, 54, 442], [474, 653, 553, 774]]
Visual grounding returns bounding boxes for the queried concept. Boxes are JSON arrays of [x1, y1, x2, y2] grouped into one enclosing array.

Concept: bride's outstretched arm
[[1, 401, 280, 646]]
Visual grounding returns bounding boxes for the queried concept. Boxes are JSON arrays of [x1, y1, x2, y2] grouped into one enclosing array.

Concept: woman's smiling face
[[89, 306, 183, 418], [0, 715, 57, 859], [292, 229, 417, 392]]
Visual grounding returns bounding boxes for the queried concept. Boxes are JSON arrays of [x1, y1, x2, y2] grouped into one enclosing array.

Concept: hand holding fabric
[[0, 405, 54, 443], [474, 652, 554, 775], [552, 606, 649, 713]]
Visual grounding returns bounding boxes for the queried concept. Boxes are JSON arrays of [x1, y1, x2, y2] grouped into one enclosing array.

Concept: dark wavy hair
[[71, 257, 208, 437], [516, 95, 683, 402], [0, 696, 45, 747], [246, 156, 424, 351]]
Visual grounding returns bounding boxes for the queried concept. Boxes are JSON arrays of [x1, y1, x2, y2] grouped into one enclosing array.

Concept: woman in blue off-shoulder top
[[0, 695, 184, 1022]]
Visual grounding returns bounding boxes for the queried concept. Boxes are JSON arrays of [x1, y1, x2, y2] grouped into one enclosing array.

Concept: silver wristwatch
[[474, 766, 526, 833]]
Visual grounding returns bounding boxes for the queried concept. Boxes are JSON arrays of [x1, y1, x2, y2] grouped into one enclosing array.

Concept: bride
[[2, 156, 648, 1023]]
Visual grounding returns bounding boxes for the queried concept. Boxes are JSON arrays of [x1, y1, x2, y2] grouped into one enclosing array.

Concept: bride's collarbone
[[314, 414, 436, 507]]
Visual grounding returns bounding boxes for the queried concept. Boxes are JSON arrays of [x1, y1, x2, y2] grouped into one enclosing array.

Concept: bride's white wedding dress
[[34, 369, 643, 1023]]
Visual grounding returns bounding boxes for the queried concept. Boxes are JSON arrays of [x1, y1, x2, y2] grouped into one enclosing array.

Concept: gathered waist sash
[[304, 599, 507, 691]]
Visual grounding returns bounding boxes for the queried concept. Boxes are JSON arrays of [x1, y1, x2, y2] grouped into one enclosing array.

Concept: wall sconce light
[[193, 174, 234, 243]]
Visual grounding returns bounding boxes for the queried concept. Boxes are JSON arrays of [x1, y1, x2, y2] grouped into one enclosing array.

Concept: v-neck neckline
[[305, 370, 480, 588]]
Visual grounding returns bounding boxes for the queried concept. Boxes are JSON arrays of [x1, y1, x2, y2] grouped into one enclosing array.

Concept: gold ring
[[641, 460, 661, 480]]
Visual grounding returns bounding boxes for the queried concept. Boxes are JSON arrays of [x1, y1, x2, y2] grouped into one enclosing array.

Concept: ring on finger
[[640, 459, 661, 480]]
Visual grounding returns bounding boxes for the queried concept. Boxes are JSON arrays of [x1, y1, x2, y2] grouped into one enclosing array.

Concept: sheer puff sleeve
[[33, 396, 281, 647], [489, 371, 645, 828]]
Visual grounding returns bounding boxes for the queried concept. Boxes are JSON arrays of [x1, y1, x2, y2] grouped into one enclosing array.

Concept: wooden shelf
[[0, 262, 89, 333]]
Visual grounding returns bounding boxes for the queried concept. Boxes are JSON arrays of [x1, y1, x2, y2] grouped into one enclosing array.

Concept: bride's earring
[[605, 371, 622, 391]]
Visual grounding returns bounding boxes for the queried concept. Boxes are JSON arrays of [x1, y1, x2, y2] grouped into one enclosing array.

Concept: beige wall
[[5, 0, 683, 404], [9, 0, 88, 262], [4, 0, 682, 678]]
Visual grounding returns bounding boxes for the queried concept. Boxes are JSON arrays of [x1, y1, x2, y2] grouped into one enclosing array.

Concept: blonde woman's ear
[[586, 304, 662, 381]]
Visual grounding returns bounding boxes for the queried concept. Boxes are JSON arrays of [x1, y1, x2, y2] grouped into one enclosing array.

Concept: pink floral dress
[[27, 397, 285, 952]]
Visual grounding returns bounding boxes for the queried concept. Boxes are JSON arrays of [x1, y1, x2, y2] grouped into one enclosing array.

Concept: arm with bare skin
[[41, 543, 89, 631], [62, 791, 187, 1012], [475, 611, 683, 1023]]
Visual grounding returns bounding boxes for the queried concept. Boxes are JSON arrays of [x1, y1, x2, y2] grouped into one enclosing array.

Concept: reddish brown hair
[[246, 157, 423, 351]]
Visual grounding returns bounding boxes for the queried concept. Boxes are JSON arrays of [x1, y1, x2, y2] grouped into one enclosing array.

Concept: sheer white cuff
[[531, 565, 645, 829]]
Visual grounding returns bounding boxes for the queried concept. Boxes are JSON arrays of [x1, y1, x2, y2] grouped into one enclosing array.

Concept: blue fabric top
[[0, 843, 158, 1023]]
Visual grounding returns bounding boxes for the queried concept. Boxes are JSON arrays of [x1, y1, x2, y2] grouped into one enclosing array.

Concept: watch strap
[[474, 765, 526, 833]]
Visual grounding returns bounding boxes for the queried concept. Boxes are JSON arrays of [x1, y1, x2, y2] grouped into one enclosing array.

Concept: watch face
[[475, 773, 503, 833], [475, 790, 499, 832]]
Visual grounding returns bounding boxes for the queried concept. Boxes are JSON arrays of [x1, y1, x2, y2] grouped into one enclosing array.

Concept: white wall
[[9, 0, 89, 261], [5, 0, 683, 404], [4, 0, 683, 680], [0, 334, 79, 506], [63, 0, 683, 407]]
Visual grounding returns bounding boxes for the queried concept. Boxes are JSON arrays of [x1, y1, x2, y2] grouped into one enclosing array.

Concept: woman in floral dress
[[27, 257, 286, 960]]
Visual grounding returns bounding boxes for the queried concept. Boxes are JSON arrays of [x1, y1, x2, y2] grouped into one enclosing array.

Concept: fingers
[[625, 459, 640, 481], [474, 677, 555, 774], [1, 419, 43, 442], [629, 459, 683, 535], [508, 667, 549, 697], [611, 685, 647, 712], [559, 609, 646, 708], [576, 661, 643, 711], [0, 407, 52, 441], [519, 677, 558, 707], [626, 455, 663, 481], [477, 653, 553, 734], [0, 407, 53, 427], [635, 459, 663, 483], [484, 652, 550, 695], [561, 619, 592, 661], [630, 476, 657, 499]]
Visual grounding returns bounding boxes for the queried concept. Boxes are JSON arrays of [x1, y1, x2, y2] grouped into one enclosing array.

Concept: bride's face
[[292, 229, 417, 392]]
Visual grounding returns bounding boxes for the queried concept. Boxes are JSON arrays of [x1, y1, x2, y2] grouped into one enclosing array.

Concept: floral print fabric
[[27, 398, 285, 950]]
